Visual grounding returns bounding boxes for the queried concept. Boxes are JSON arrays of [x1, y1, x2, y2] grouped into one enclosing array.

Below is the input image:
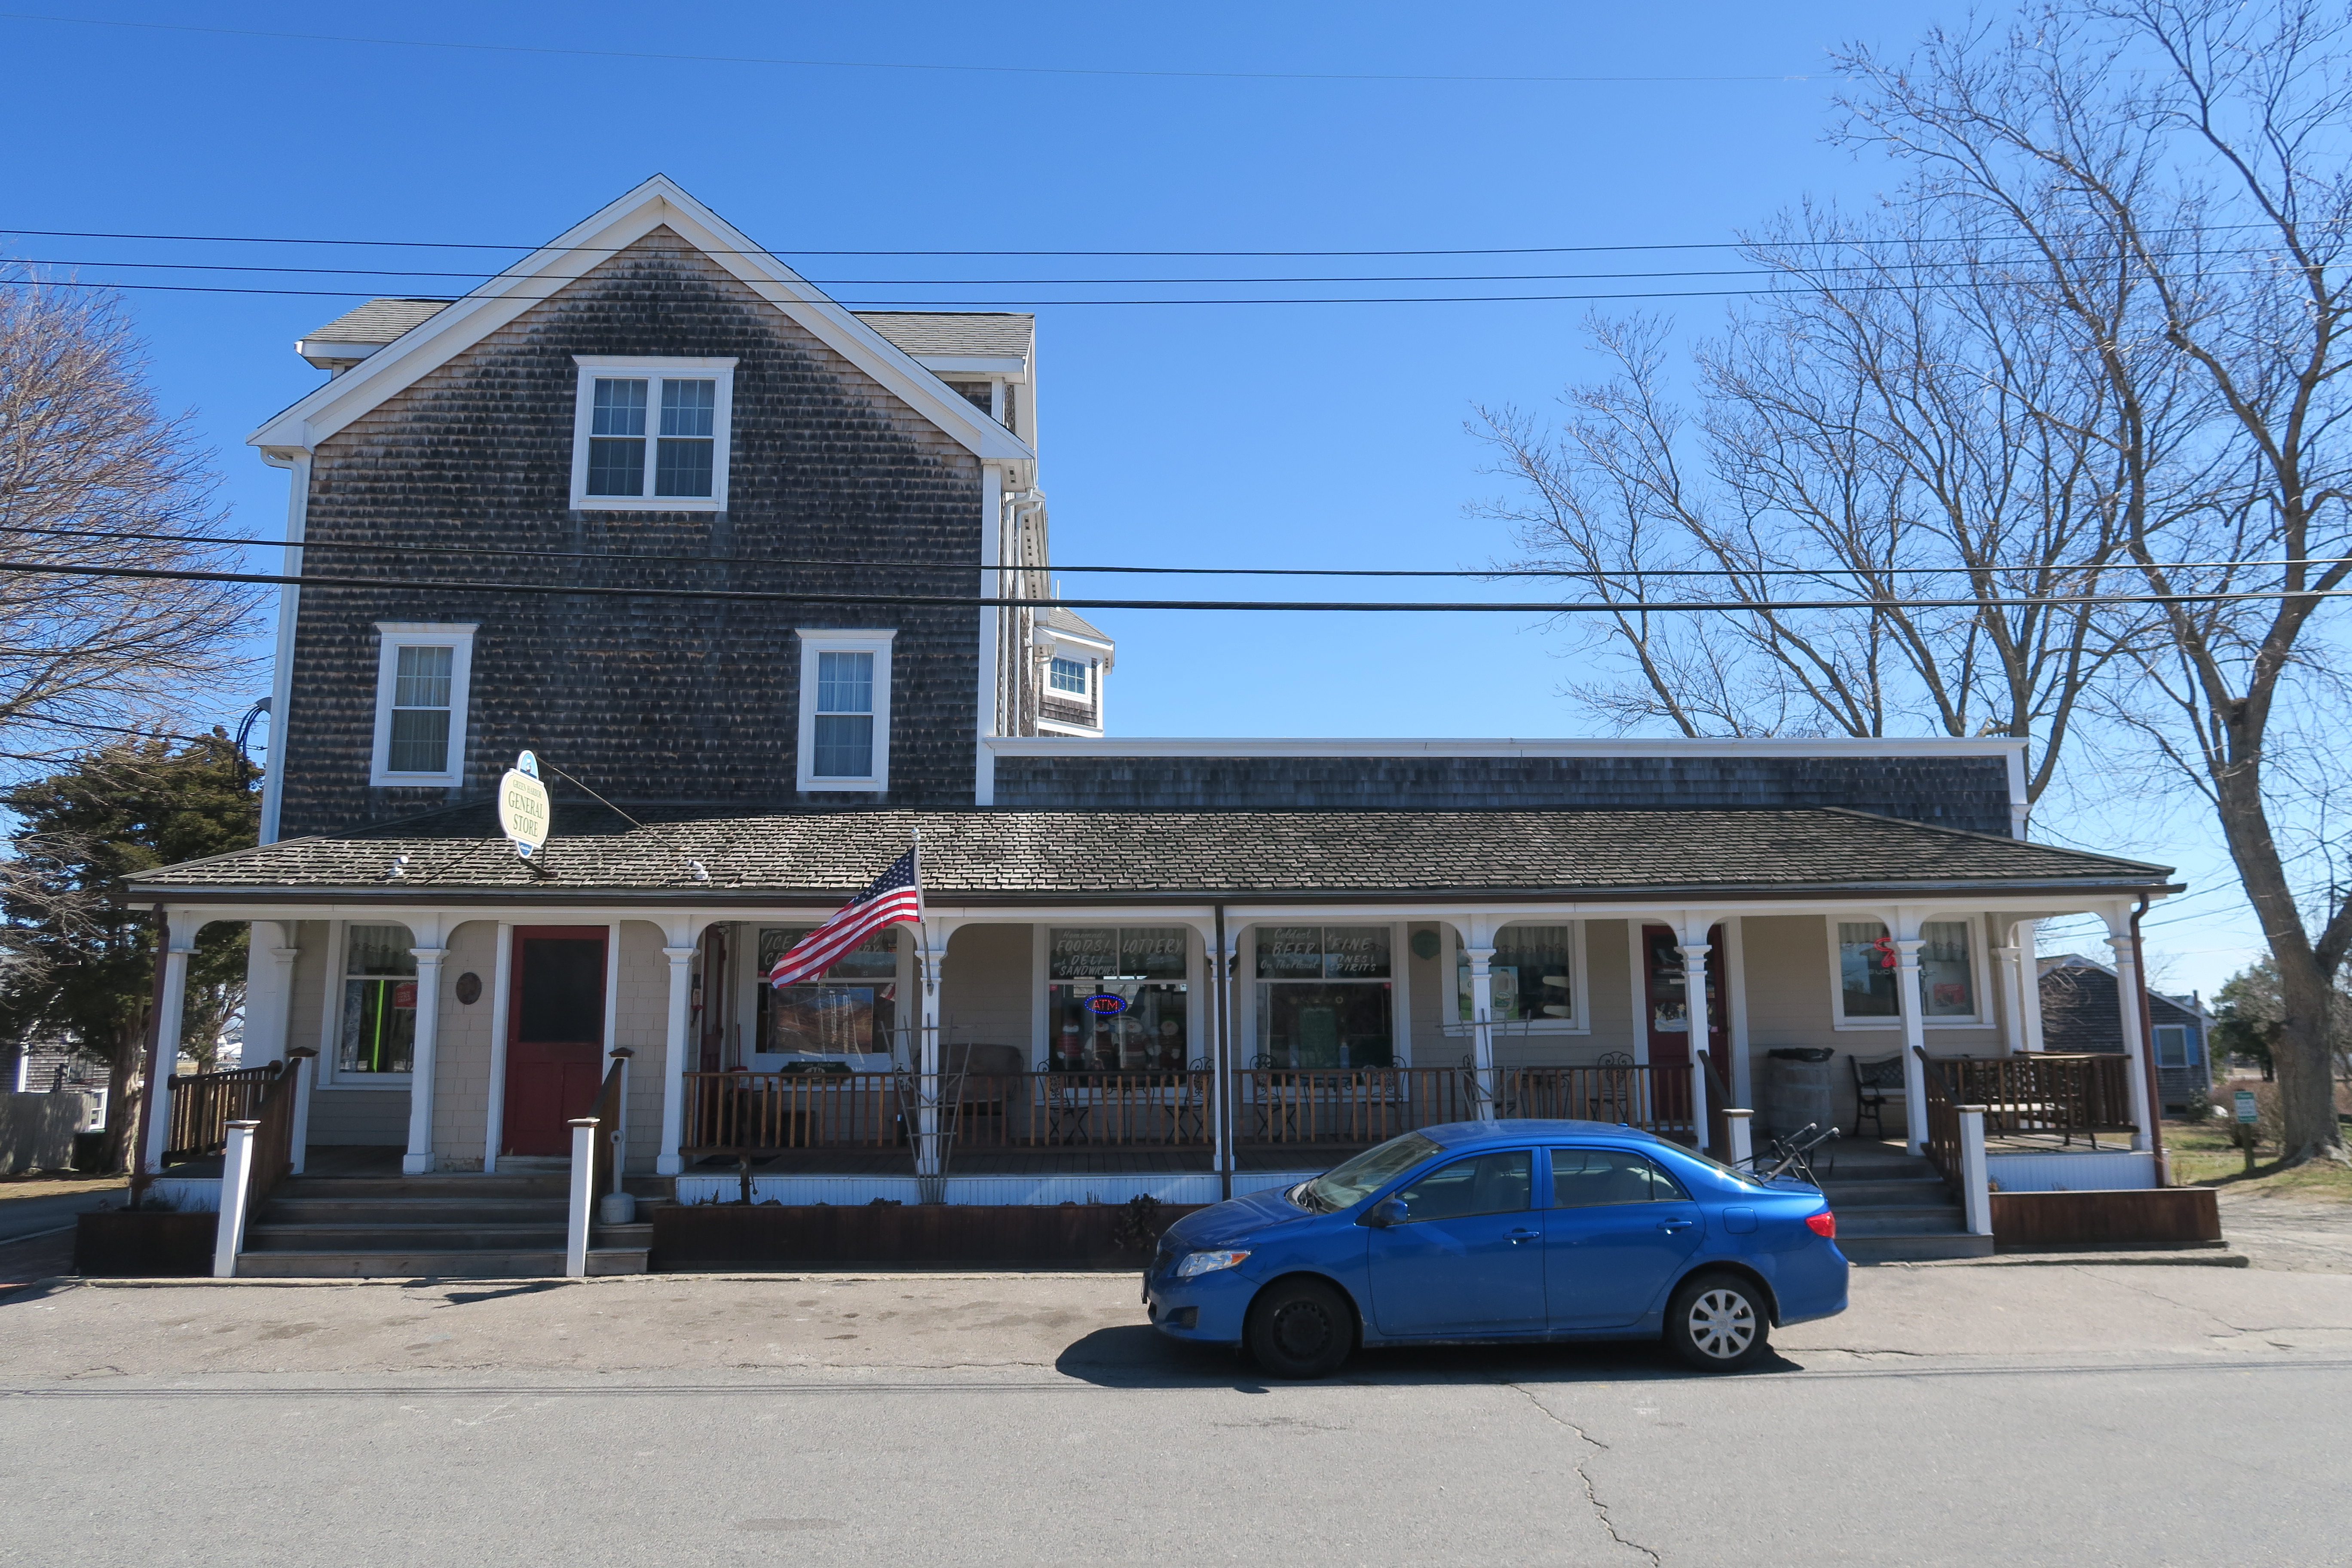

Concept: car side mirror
[[1364, 1197, 1407, 1228]]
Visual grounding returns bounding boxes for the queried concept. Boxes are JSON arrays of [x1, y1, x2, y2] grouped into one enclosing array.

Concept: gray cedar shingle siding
[[135, 803, 2168, 900], [279, 230, 984, 838], [992, 755, 2018, 834], [2038, 964, 2211, 1106]]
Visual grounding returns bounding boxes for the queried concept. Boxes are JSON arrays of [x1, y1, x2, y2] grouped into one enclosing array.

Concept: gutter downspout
[[2132, 894, 2170, 1184]]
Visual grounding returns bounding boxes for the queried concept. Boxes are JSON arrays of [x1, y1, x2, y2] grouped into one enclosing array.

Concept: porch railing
[[1925, 1052, 2135, 1143], [164, 1062, 282, 1163], [1917, 1048, 1964, 1199], [1501, 1063, 1698, 1144], [679, 1060, 1710, 1159]]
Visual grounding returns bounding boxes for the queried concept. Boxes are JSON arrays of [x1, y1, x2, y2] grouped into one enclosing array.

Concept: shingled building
[[126, 178, 2183, 1274]]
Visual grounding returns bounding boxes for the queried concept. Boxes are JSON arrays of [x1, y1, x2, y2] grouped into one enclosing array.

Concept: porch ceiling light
[[1176, 1250, 1250, 1278]]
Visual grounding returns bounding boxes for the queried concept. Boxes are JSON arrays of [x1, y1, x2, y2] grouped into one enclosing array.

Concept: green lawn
[[2165, 1120, 2352, 1202]]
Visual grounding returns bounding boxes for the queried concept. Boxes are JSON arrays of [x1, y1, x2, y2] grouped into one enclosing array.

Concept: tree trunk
[[98, 1019, 142, 1174]]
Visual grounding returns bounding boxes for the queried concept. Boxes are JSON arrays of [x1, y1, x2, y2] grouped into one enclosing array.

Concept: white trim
[[982, 735, 2030, 762], [1824, 913, 1994, 1030], [368, 623, 476, 788], [567, 357, 737, 512], [256, 449, 309, 844], [908, 355, 1029, 378], [248, 176, 1034, 466], [793, 629, 896, 792], [1439, 919, 1590, 1037]]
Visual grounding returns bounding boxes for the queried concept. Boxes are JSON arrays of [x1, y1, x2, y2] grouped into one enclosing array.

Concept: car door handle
[[1657, 1219, 1695, 1234], [1507, 1228, 1540, 1244]]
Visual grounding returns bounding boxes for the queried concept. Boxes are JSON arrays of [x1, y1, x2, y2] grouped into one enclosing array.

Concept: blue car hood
[[1166, 1185, 1322, 1249]]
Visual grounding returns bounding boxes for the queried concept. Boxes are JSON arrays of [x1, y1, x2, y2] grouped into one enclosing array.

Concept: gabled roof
[[1040, 605, 1112, 645], [127, 803, 2173, 903], [250, 175, 1034, 465], [297, 298, 455, 346], [854, 312, 1032, 360]]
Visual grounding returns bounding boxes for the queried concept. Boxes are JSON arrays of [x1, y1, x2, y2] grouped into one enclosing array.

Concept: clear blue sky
[[0, 2, 2261, 995]]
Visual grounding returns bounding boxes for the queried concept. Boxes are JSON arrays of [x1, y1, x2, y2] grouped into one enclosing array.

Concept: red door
[[502, 926, 609, 1157]]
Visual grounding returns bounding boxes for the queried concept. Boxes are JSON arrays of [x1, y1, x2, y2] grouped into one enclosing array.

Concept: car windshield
[[1300, 1132, 1443, 1212]]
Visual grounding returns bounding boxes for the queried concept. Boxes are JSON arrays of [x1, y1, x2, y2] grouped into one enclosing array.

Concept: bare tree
[[0, 269, 259, 771], [1835, 0, 2352, 1161], [1473, 206, 2172, 809]]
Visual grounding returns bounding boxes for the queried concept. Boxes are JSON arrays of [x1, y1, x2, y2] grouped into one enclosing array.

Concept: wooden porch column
[[137, 911, 203, 1181], [914, 925, 951, 1193], [401, 940, 448, 1175], [1676, 940, 1713, 1147], [2103, 913, 2155, 1152], [656, 930, 697, 1178], [1462, 918, 1498, 1119], [1895, 927, 1929, 1153], [1993, 931, 2027, 1054]]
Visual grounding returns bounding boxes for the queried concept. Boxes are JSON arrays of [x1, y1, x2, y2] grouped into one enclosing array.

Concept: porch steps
[[233, 1173, 665, 1279], [1815, 1147, 1994, 1262]]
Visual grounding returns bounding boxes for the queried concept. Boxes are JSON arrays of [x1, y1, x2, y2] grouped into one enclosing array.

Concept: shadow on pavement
[[1052, 1323, 1803, 1388]]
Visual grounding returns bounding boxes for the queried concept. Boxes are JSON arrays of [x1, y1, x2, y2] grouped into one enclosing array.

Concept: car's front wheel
[[1245, 1278, 1355, 1379], [1663, 1271, 1770, 1372]]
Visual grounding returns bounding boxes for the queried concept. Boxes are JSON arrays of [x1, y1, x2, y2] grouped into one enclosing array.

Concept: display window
[[755, 926, 900, 1060], [1047, 927, 1190, 1072], [1253, 925, 1395, 1069]]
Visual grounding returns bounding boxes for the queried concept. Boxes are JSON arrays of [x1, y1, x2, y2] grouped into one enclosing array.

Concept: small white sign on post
[[2234, 1088, 2259, 1124], [499, 750, 551, 859]]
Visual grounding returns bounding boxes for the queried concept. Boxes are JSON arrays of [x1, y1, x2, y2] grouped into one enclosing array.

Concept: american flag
[[766, 843, 923, 989]]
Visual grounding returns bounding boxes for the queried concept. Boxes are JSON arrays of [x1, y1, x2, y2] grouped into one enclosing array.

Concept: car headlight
[[1176, 1249, 1251, 1278]]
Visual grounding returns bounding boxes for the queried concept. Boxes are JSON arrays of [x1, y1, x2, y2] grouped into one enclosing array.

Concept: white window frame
[[1825, 913, 1992, 1030], [1442, 921, 1590, 1036], [2153, 1023, 2191, 1068], [794, 628, 895, 792], [569, 355, 737, 511], [1047, 655, 1090, 696], [369, 622, 476, 787], [314, 919, 415, 1089]]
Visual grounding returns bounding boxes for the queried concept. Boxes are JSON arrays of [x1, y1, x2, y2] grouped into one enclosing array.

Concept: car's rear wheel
[[1663, 1271, 1770, 1372], [1245, 1278, 1354, 1379]]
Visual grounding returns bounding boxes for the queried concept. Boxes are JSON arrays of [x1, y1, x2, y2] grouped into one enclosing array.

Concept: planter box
[[652, 1202, 1204, 1271], [73, 1210, 217, 1277], [1990, 1187, 2221, 1251]]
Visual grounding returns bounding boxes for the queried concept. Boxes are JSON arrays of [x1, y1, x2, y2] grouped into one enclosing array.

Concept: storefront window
[[757, 927, 898, 1057], [1047, 927, 1188, 1072], [1255, 926, 1394, 1069], [1919, 921, 1976, 1017], [339, 924, 416, 1074], [1838, 919, 1977, 1020], [1458, 924, 1575, 1024]]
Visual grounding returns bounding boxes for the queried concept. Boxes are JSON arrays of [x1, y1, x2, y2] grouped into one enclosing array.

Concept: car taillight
[[1805, 1211, 1836, 1239]]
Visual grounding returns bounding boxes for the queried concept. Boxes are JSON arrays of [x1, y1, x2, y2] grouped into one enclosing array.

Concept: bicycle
[[1747, 1121, 1838, 1186]]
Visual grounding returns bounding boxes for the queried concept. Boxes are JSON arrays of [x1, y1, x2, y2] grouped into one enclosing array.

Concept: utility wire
[[0, 520, 2291, 586], [2, 522, 2339, 584], [1, 557, 2347, 613], [0, 13, 1817, 86], [0, 217, 2313, 259]]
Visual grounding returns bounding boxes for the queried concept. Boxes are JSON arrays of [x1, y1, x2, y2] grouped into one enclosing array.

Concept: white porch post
[[1894, 915, 1929, 1153], [1677, 937, 1713, 1150], [565, 1117, 597, 1277], [1724, 1106, 1754, 1169], [2021, 920, 2048, 1053], [242, 921, 298, 1068], [401, 931, 448, 1175], [213, 1118, 260, 1277], [2104, 910, 2155, 1152], [139, 912, 202, 1179], [657, 926, 698, 1178], [1957, 1105, 1994, 1236], [1994, 931, 2027, 1054], [915, 924, 951, 1194], [1723, 916, 1753, 1107], [1463, 917, 1498, 1119]]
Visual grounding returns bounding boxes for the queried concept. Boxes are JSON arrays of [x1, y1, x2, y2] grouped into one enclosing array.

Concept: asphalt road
[[4, 1264, 2348, 1567]]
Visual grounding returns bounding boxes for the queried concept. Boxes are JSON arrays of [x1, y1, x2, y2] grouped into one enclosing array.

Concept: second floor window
[[371, 622, 474, 787], [794, 629, 894, 790], [570, 356, 735, 509], [1049, 656, 1088, 695], [813, 651, 875, 777]]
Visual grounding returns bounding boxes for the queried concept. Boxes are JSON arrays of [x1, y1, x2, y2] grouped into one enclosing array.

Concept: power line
[[0, 219, 2307, 260], [0, 12, 1813, 86], [3, 523, 2340, 584], [2, 556, 2347, 614]]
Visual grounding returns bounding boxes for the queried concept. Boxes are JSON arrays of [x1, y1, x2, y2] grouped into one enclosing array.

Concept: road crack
[[1505, 1382, 1661, 1566]]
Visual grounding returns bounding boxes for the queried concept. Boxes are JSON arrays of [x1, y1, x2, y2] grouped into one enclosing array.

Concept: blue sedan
[[1145, 1120, 1847, 1377]]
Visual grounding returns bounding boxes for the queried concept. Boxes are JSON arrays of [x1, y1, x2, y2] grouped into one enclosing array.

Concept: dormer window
[[570, 356, 735, 510], [1049, 657, 1089, 695]]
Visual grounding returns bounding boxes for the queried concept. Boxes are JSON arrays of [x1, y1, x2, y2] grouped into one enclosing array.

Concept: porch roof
[[126, 802, 2174, 906]]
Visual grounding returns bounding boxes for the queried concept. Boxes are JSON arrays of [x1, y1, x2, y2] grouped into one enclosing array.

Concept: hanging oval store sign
[[1084, 991, 1130, 1017], [498, 750, 551, 859]]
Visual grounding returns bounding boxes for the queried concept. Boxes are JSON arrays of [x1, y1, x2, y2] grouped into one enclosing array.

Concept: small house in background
[[2038, 954, 2213, 1111]]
